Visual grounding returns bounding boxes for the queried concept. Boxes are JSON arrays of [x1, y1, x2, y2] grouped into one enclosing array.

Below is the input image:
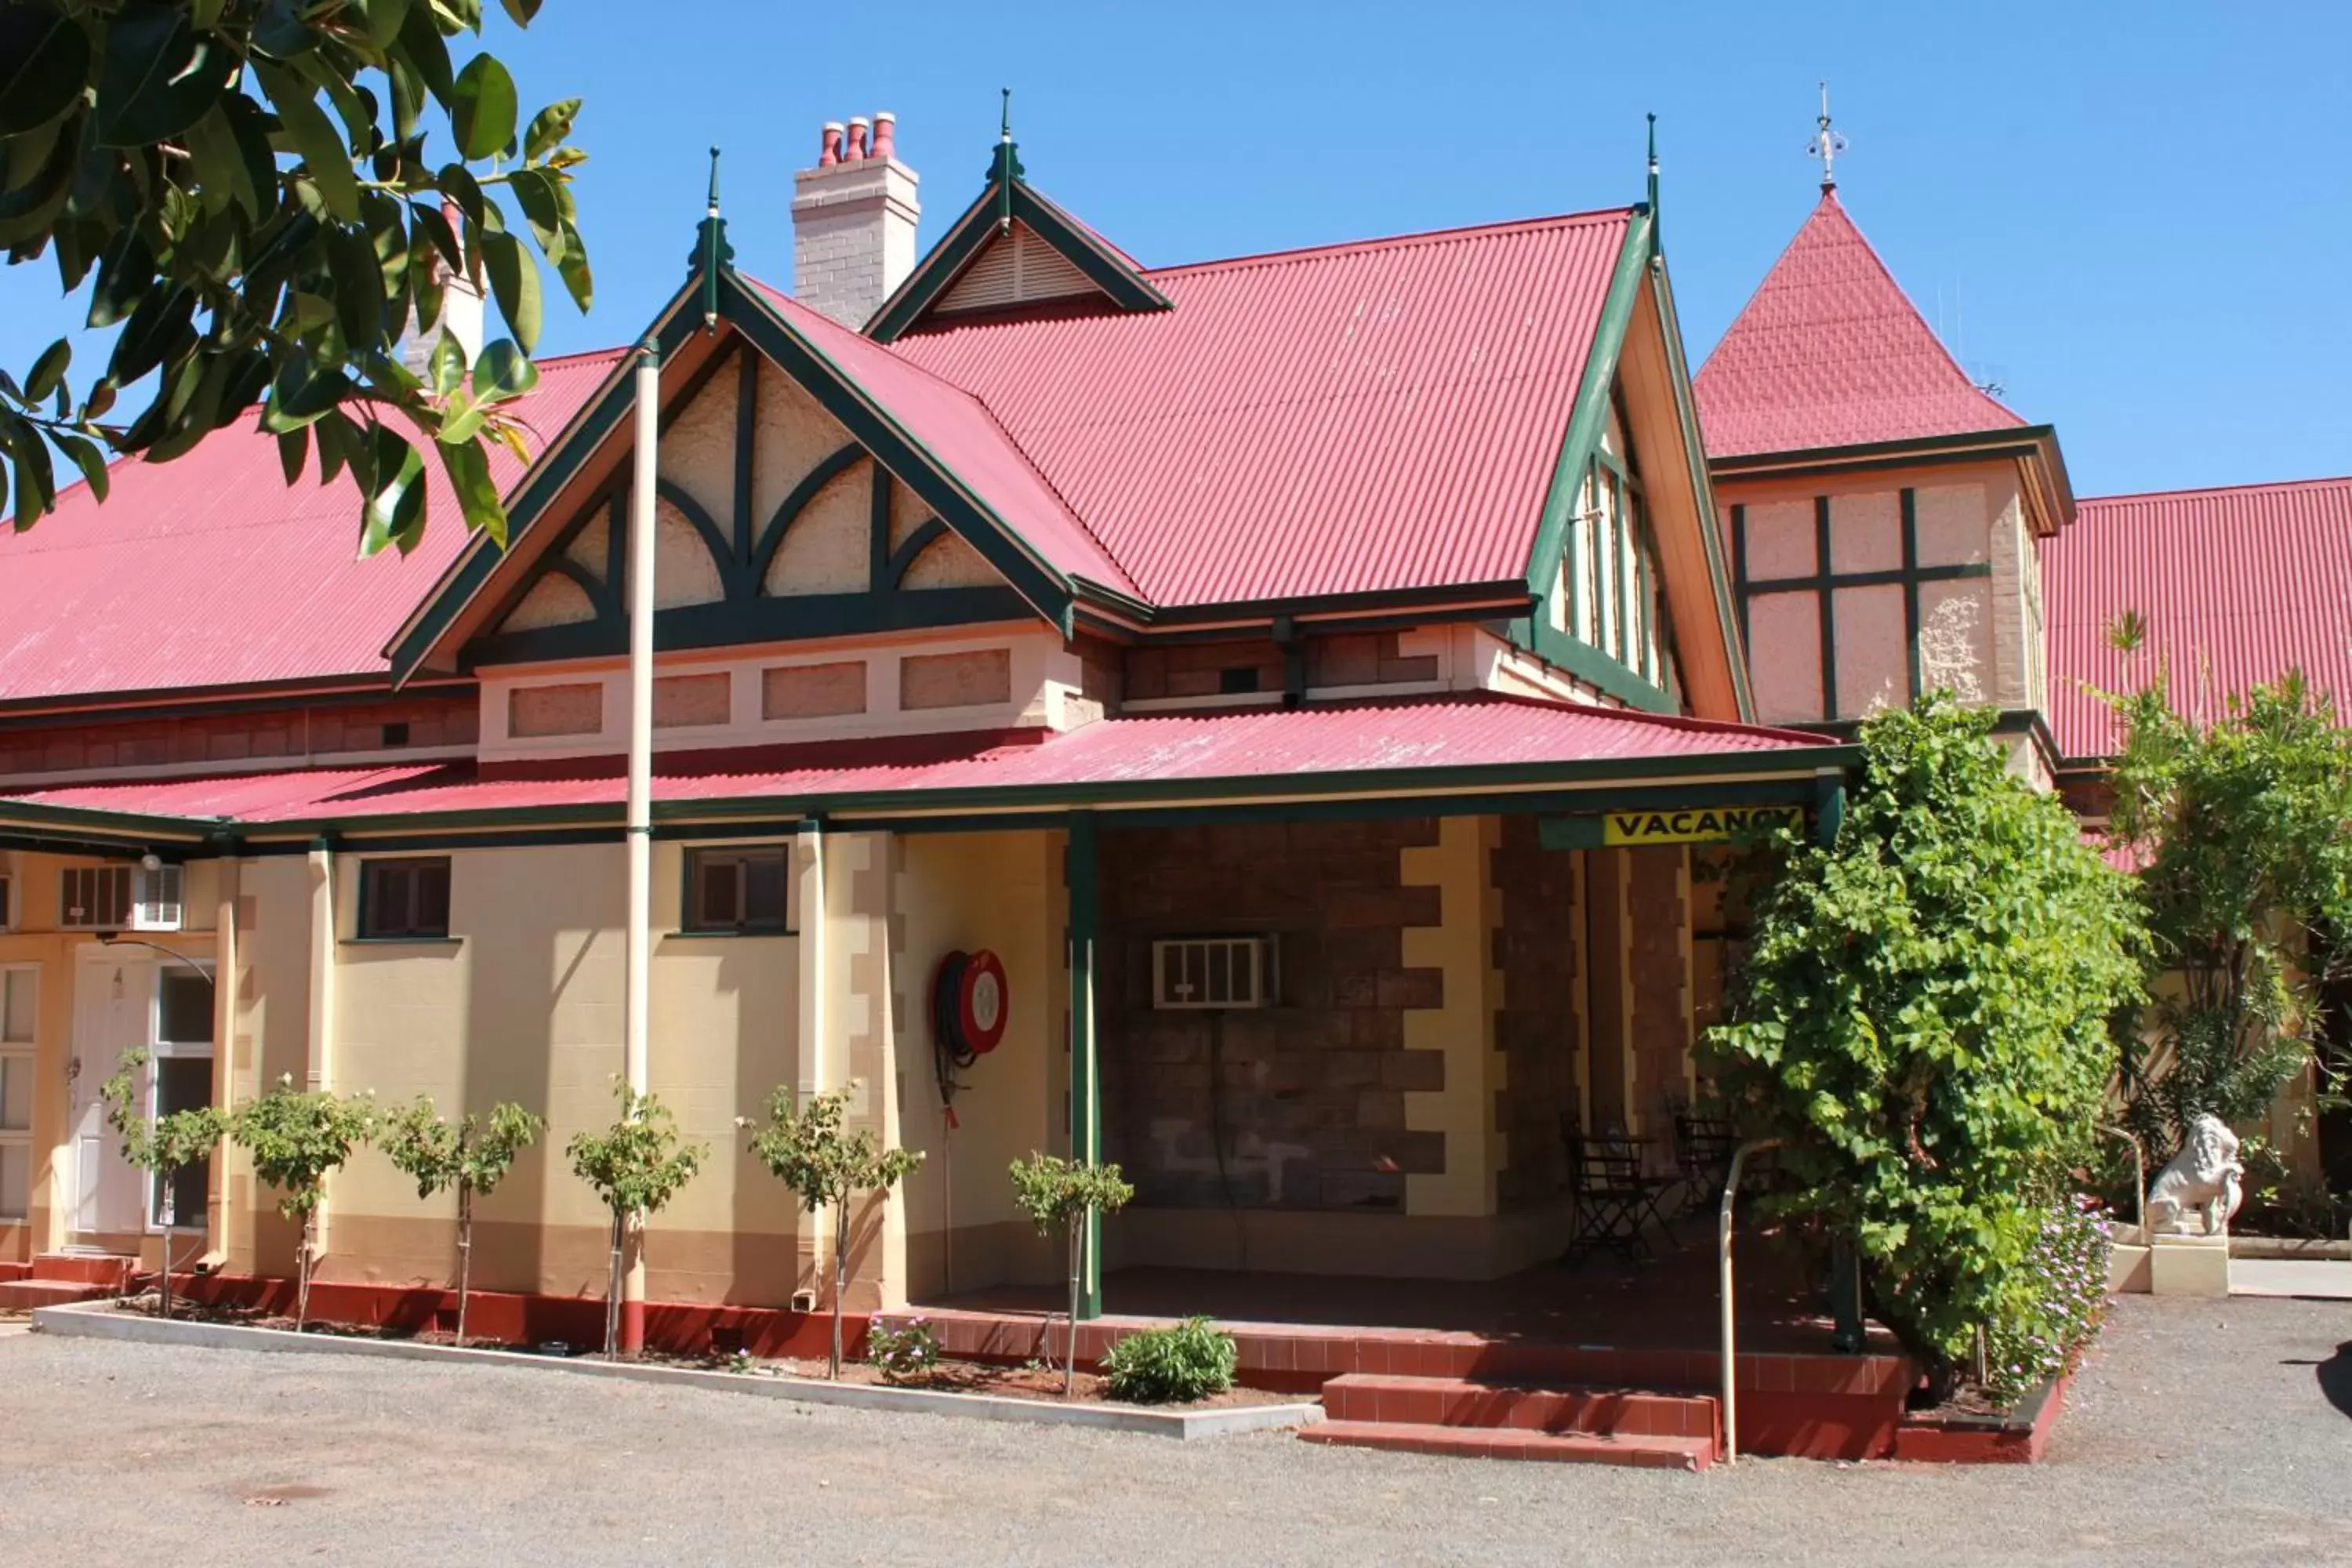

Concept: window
[[60, 863, 182, 931], [146, 965, 215, 1231], [685, 847, 791, 935], [358, 858, 452, 940], [0, 873, 13, 931], [61, 865, 131, 929], [0, 967, 34, 1221]]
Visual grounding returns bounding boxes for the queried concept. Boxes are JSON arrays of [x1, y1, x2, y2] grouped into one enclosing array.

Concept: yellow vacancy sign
[[1600, 804, 1801, 847]]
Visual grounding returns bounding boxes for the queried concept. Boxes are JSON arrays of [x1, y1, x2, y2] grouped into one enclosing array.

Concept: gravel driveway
[[2, 1294, 2347, 1566]]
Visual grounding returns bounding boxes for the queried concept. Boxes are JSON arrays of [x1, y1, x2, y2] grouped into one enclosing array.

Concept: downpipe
[[1718, 1137, 1784, 1466]]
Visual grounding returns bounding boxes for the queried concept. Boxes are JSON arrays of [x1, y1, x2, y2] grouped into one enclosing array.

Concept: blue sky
[[5, 1, 2347, 497]]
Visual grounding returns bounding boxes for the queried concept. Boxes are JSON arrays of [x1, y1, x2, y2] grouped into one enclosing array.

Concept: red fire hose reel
[[932, 949, 1007, 1123]]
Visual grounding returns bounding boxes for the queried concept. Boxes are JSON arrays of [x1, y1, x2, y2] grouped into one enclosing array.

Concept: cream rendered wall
[[889, 830, 1060, 1300], [1399, 815, 1507, 1218], [320, 840, 805, 1305]]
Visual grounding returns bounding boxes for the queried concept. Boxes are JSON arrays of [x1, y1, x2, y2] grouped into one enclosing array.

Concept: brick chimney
[[792, 111, 920, 330]]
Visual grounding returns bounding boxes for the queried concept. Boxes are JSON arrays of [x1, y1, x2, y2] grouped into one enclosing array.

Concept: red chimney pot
[[819, 122, 844, 166], [872, 111, 897, 162], [845, 115, 870, 162]]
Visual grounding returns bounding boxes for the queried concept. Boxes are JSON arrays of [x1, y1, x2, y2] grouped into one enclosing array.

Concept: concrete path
[[3, 1294, 2350, 1566], [2232, 1257, 2352, 1299]]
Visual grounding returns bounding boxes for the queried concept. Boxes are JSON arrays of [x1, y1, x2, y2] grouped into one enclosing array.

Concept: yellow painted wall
[[889, 829, 1061, 1299], [1399, 815, 1507, 1218]]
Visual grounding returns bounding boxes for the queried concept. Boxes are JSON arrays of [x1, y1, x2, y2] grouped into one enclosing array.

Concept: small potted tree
[[230, 1074, 376, 1332], [740, 1080, 923, 1379], [379, 1097, 545, 1345], [567, 1080, 703, 1359], [100, 1048, 227, 1324], [1009, 1152, 1134, 1394]]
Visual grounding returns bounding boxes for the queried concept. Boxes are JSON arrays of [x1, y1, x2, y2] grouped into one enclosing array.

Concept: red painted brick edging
[[1887, 1374, 2071, 1464], [158, 1273, 862, 1361]]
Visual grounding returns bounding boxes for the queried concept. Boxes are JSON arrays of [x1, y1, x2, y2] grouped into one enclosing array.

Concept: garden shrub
[[866, 1316, 942, 1385], [1709, 697, 2144, 1392], [2100, 663, 2352, 1168], [1102, 1317, 1238, 1404], [1980, 1196, 2112, 1408]]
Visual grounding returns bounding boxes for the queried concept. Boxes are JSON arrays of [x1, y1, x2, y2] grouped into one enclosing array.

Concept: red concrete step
[[32, 1253, 136, 1288], [0, 1261, 30, 1283], [1301, 1418, 1715, 1471], [1322, 1373, 1719, 1441], [0, 1278, 119, 1311]]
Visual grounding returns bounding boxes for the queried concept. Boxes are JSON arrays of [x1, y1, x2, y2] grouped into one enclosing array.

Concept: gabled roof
[[1693, 192, 2025, 459], [0, 350, 620, 707], [2042, 474, 2352, 760], [0, 692, 1843, 832], [864, 138, 1171, 341], [890, 209, 1641, 608]]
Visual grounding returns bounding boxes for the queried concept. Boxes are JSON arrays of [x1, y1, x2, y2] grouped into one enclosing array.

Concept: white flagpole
[[622, 334, 659, 1351]]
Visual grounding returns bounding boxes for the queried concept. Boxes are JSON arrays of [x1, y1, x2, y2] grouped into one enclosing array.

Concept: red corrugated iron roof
[[0, 350, 622, 705], [2042, 474, 2352, 760], [886, 210, 1636, 606], [742, 281, 1139, 595], [2, 694, 1835, 826], [1693, 192, 2024, 459]]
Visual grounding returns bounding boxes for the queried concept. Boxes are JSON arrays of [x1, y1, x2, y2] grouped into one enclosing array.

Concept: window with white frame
[[147, 964, 215, 1231], [0, 967, 35, 1222], [59, 863, 183, 932]]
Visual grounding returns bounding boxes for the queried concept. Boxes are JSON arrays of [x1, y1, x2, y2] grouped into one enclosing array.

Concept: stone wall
[[1490, 815, 1580, 1208], [1096, 818, 1444, 1212]]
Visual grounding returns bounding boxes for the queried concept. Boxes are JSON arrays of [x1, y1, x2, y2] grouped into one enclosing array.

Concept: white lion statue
[[2145, 1114, 2244, 1236]]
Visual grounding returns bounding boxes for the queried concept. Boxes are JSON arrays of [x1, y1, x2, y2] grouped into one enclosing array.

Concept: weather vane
[[1809, 82, 1847, 193]]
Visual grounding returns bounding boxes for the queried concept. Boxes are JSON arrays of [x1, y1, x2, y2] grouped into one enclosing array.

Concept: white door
[[68, 953, 150, 1240]]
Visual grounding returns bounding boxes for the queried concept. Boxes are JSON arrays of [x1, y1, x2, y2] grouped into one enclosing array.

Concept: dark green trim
[[866, 175, 1171, 343], [1813, 773, 1846, 848], [1077, 579, 1534, 635], [465, 585, 1033, 666], [732, 348, 758, 564], [1525, 210, 1652, 607], [340, 936, 464, 949], [751, 443, 866, 588], [1814, 495, 1838, 720], [724, 274, 1076, 634], [887, 519, 950, 585], [0, 673, 474, 725], [387, 289, 704, 685], [654, 477, 743, 597], [1731, 504, 1749, 648], [1067, 810, 1102, 1319], [1740, 562, 1991, 594], [1707, 423, 2061, 477], [1644, 256, 1755, 720], [0, 799, 216, 843], [1901, 487, 1922, 701]]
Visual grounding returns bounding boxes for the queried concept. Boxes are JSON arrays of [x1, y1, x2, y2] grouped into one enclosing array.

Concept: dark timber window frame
[[1729, 486, 1994, 720], [682, 844, 794, 937], [357, 857, 452, 941]]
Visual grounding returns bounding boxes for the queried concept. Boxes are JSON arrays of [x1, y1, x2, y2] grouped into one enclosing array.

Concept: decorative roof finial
[[693, 145, 733, 328], [1646, 112, 1659, 214], [1809, 82, 1847, 194], [994, 88, 1018, 234]]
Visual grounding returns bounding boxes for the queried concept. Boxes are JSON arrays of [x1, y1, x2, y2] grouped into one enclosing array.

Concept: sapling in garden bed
[[568, 1081, 703, 1359], [100, 1049, 227, 1324], [379, 1098, 544, 1345], [231, 1076, 376, 1332], [742, 1081, 922, 1379], [1009, 1152, 1134, 1395]]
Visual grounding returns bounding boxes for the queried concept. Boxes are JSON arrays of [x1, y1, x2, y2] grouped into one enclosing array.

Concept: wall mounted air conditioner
[[1151, 935, 1277, 1011], [60, 862, 184, 932]]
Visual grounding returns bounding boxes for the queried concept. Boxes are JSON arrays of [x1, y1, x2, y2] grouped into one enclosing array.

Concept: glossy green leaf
[[470, 338, 539, 404], [91, 2, 231, 147], [477, 227, 539, 351], [427, 333, 466, 397], [358, 422, 427, 555], [0, 1, 92, 137], [23, 336, 68, 404], [522, 97, 579, 163], [49, 427, 109, 501], [498, 0, 542, 24], [256, 61, 358, 222], [448, 54, 517, 162], [437, 433, 505, 546], [275, 425, 308, 485]]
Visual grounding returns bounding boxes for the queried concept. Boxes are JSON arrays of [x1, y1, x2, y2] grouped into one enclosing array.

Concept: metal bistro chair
[[1562, 1119, 1677, 1262], [1671, 1112, 1741, 1224]]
